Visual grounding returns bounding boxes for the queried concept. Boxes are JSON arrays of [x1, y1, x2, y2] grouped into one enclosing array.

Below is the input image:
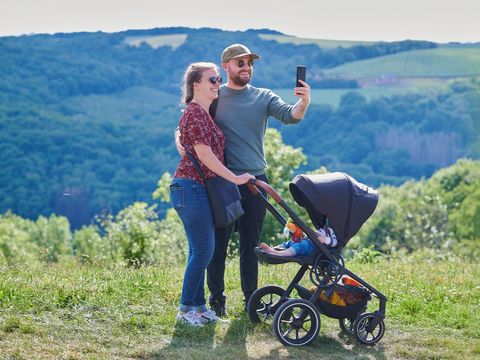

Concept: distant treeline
[[0, 27, 436, 97]]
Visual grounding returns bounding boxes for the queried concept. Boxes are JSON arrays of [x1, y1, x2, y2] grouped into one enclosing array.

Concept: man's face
[[224, 56, 254, 87]]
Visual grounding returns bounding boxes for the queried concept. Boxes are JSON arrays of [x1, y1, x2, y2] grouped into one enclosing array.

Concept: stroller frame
[[246, 178, 387, 346]]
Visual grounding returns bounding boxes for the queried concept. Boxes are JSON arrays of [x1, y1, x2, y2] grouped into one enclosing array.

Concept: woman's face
[[194, 68, 221, 101]]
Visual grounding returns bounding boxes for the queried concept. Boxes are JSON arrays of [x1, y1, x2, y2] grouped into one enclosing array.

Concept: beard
[[231, 72, 251, 87]]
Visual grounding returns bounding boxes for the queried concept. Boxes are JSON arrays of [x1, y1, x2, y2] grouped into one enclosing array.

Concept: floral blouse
[[173, 102, 225, 184]]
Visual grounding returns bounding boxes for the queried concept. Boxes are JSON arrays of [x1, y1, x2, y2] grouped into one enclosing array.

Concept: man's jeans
[[207, 174, 268, 306], [170, 177, 215, 313]]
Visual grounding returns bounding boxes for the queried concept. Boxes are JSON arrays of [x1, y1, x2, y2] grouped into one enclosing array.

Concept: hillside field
[[0, 251, 478, 359], [258, 34, 376, 48], [323, 46, 480, 78]]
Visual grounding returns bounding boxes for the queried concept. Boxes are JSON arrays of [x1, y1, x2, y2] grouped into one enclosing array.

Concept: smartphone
[[296, 65, 306, 87]]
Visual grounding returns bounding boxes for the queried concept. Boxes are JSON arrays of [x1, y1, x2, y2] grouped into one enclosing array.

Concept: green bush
[[73, 225, 109, 261], [0, 212, 72, 264], [0, 212, 39, 264], [30, 215, 72, 262], [98, 202, 160, 266], [355, 159, 480, 255]]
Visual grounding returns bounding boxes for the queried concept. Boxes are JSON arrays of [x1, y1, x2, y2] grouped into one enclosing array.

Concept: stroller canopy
[[289, 172, 379, 248]]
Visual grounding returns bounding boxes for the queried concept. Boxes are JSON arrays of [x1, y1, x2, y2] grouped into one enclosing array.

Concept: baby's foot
[[259, 243, 271, 251]]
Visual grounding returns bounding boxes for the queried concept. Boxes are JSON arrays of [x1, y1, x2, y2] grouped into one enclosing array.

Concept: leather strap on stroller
[[247, 179, 282, 203]]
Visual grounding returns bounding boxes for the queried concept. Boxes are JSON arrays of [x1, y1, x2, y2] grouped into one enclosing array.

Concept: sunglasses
[[235, 59, 254, 68], [208, 76, 222, 85]]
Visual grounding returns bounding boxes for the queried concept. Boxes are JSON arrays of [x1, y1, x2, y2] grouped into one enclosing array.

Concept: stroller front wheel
[[353, 312, 385, 345], [247, 285, 286, 323], [272, 299, 321, 346]]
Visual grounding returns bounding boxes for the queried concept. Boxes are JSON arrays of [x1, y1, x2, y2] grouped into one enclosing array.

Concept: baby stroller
[[246, 172, 386, 346]]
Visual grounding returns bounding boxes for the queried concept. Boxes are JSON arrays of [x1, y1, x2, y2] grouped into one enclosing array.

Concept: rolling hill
[[1, 27, 479, 228]]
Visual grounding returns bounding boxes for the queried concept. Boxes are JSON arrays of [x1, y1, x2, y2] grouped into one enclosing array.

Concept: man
[[175, 43, 310, 316]]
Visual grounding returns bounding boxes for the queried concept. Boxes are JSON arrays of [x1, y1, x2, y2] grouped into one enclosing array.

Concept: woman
[[170, 62, 254, 326]]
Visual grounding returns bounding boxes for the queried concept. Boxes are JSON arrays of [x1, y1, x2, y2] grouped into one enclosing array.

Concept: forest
[[1, 27, 479, 228], [2, 26, 480, 360], [1, 129, 479, 265]]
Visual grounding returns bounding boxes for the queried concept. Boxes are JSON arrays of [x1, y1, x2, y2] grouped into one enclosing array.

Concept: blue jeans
[[170, 177, 215, 313]]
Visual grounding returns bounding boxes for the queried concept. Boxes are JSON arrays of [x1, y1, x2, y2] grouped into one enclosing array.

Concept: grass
[[258, 34, 376, 49], [124, 34, 188, 50], [0, 251, 479, 359], [323, 47, 480, 78]]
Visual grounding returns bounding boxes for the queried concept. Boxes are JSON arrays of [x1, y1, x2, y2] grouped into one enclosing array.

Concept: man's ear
[[221, 63, 228, 72]]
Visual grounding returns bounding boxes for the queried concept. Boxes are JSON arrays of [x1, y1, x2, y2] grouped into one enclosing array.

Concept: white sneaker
[[198, 310, 230, 324], [176, 310, 203, 327]]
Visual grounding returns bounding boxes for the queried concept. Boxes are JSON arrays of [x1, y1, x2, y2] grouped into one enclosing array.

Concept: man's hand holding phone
[[294, 65, 310, 103]]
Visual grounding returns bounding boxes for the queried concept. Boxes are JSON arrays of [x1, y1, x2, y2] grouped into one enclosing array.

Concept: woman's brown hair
[[181, 62, 218, 105]]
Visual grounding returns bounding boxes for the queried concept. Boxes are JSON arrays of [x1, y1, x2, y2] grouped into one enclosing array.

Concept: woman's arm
[[194, 143, 254, 185]]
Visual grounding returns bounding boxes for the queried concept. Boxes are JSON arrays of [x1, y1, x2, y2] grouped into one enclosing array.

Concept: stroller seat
[[254, 247, 317, 265]]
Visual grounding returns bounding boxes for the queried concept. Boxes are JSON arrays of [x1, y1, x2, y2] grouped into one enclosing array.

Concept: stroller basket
[[317, 297, 368, 319], [295, 283, 370, 319]]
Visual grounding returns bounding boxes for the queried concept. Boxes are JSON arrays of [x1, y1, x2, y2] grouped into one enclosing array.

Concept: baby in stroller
[[259, 221, 338, 257], [245, 172, 387, 347]]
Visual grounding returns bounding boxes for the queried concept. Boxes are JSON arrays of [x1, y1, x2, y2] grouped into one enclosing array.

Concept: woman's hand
[[175, 129, 186, 157], [234, 173, 255, 185]]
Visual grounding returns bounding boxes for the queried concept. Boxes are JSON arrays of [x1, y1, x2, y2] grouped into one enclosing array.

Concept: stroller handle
[[247, 179, 282, 203]]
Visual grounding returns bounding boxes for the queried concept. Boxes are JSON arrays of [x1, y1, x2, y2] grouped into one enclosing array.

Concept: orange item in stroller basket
[[342, 275, 362, 287], [309, 284, 368, 306], [309, 285, 347, 306]]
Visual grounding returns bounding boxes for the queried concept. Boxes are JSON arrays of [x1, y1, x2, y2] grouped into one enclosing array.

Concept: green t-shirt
[[215, 84, 300, 175]]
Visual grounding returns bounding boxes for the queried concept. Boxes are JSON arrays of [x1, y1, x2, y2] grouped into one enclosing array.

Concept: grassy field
[[258, 34, 376, 49], [0, 251, 479, 359], [124, 34, 188, 50], [323, 47, 480, 79]]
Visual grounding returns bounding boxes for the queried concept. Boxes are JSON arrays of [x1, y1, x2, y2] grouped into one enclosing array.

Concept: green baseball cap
[[221, 44, 261, 64]]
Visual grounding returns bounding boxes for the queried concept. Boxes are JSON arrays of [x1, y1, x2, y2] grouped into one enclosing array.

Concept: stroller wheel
[[247, 285, 286, 323], [310, 252, 345, 288], [353, 312, 385, 345], [339, 317, 355, 335], [273, 299, 320, 346]]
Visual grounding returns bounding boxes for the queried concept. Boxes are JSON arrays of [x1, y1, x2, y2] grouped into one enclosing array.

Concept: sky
[[1, 0, 479, 43]]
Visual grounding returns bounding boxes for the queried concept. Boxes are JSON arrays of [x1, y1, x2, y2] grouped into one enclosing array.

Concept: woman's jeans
[[170, 177, 215, 313]]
